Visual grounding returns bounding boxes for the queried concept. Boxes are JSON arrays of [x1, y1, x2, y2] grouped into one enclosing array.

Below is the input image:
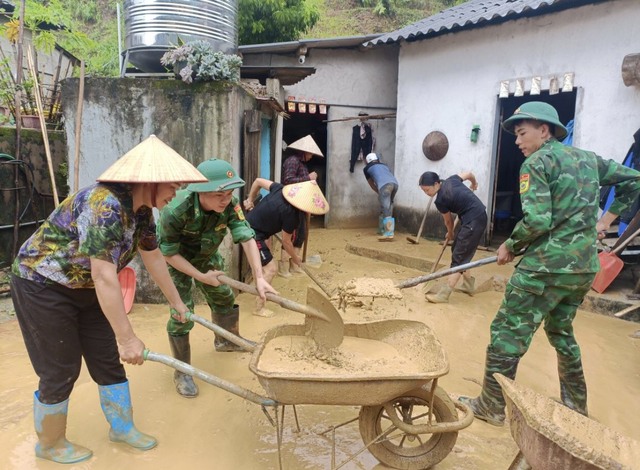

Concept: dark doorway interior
[[490, 91, 577, 245], [282, 111, 328, 197]]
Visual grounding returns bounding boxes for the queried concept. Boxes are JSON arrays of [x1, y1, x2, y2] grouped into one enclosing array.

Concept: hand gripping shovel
[[591, 226, 640, 293]]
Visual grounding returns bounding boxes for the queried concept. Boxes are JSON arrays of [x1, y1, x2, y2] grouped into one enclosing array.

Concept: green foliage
[[160, 40, 243, 84], [238, 0, 320, 45]]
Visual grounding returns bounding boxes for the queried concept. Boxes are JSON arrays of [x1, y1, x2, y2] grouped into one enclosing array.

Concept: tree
[[238, 0, 320, 45]]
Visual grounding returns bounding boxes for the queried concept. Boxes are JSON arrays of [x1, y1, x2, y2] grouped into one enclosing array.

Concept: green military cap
[[502, 101, 568, 139], [187, 158, 245, 192]]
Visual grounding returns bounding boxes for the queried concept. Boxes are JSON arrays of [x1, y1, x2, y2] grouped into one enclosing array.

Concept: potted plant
[[160, 40, 243, 84]]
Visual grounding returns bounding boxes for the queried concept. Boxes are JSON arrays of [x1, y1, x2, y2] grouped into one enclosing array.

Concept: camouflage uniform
[[157, 189, 255, 336], [471, 138, 640, 421]]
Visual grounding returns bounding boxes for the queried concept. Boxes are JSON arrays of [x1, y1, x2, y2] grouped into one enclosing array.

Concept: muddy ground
[[0, 228, 639, 470]]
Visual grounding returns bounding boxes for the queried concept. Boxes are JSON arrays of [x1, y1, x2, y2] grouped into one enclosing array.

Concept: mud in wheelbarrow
[[145, 296, 473, 469], [253, 319, 473, 469], [496, 374, 640, 470]]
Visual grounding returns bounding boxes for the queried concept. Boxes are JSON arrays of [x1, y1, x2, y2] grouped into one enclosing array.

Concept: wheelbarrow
[[495, 374, 640, 470], [144, 286, 474, 469]]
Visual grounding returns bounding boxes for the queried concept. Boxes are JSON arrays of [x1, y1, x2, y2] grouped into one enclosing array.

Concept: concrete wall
[[60, 78, 262, 302], [393, 0, 640, 236], [243, 45, 399, 227]]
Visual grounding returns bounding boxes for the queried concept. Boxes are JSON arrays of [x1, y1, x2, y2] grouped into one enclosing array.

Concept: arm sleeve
[[77, 194, 125, 264], [597, 155, 640, 215], [156, 208, 184, 257], [504, 158, 553, 252], [227, 198, 256, 243]]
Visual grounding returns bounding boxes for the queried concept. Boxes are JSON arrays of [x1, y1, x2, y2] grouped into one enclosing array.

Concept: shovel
[[118, 266, 136, 314], [407, 196, 433, 244], [342, 252, 523, 299], [591, 226, 640, 293], [218, 275, 344, 349]]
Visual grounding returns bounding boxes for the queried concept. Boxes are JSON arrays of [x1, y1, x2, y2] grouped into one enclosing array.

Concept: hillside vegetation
[[18, 0, 463, 76]]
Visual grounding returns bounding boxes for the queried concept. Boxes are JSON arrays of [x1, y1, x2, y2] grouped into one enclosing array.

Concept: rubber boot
[[33, 391, 93, 464], [458, 275, 475, 296], [426, 285, 452, 303], [212, 305, 243, 352], [458, 348, 520, 426], [98, 381, 157, 450], [378, 216, 395, 241], [168, 333, 199, 398], [558, 353, 588, 416], [377, 215, 384, 235], [277, 260, 291, 278]]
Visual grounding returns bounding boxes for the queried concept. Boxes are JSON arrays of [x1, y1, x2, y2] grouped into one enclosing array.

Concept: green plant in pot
[[160, 39, 243, 84]]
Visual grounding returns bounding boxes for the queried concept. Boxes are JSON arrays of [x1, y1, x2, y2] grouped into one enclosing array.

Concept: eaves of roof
[[239, 34, 383, 55]]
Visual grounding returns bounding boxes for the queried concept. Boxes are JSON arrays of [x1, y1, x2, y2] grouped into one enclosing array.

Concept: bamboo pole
[[27, 47, 59, 207], [73, 61, 85, 191]]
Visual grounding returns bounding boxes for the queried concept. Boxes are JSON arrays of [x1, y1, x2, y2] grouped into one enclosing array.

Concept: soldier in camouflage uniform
[[459, 102, 640, 426], [157, 159, 276, 398]]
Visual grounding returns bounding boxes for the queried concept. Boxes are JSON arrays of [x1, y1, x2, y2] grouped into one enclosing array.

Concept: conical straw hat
[[283, 180, 329, 215], [97, 135, 208, 183], [287, 135, 324, 157]]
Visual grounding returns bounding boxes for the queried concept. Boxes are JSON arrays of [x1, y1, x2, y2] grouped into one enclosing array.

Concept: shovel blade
[[591, 252, 624, 293]]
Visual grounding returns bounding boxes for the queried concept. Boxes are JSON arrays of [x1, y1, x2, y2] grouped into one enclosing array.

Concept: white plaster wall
[[394, 0, 640, 217], [285, 47, 398, 109]]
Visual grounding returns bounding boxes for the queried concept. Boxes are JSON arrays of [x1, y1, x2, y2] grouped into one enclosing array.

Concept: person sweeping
[[419, 170, 487, 303]]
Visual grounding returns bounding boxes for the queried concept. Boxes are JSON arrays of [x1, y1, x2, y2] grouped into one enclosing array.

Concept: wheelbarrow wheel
[[358, 384, 458, 470]]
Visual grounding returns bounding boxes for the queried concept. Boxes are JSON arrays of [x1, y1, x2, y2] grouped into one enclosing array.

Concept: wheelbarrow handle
[[143, 349, 277, 407], [217, 274, 330, 322]]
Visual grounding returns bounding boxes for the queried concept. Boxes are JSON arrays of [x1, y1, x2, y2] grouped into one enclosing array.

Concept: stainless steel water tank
[[124, 0, 238, 73]]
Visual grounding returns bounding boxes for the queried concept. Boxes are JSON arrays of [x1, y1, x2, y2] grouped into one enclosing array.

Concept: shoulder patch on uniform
[[234, 203, 245, 221], [519, 174, 530, 194]]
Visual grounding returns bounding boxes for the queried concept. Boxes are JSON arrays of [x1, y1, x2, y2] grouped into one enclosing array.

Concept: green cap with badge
[[187, 158, 245, 192], [502, 101, 568, 139]]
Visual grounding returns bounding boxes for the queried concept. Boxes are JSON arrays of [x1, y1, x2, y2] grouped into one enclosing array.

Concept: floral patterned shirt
[[12, 183, 157, 288]]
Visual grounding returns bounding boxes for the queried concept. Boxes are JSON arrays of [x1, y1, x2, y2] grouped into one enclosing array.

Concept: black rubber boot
[[459, 347, 520, 426], [212, 305, 243, 352], [558, 352, 588, 416], [167, 334, 198, 398]]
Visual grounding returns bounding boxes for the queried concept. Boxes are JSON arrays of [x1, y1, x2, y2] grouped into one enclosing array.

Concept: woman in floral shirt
[[10, 135, 206, 464]]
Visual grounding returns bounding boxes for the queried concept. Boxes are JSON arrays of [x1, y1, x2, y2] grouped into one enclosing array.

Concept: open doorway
[[489, 91, 577, 246], [282, 109, 328, 228]]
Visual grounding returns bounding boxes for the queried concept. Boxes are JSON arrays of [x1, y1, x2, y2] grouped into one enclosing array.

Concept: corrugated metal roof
[[366, 0, 606, 46]]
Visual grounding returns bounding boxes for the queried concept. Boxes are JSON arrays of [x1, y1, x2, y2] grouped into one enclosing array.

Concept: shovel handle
[[397, 250, 525, 289], [143, 349, 277, 406], [415, 196, 433, 240], [396, 256, 499, 289], [217, 275, 330, 322]]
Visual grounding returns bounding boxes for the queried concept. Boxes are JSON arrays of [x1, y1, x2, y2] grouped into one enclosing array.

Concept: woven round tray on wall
[[422, 131, 449, 161]]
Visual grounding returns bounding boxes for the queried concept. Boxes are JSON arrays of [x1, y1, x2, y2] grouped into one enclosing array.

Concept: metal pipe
[[0, 219, 45, 231], [382, 400, 474, 434]]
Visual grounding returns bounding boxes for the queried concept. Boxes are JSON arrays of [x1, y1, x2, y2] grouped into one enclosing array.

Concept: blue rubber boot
[[98, 381, 157, 450], [379, 217, 395, 241], [33, 391, 93, 464]]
